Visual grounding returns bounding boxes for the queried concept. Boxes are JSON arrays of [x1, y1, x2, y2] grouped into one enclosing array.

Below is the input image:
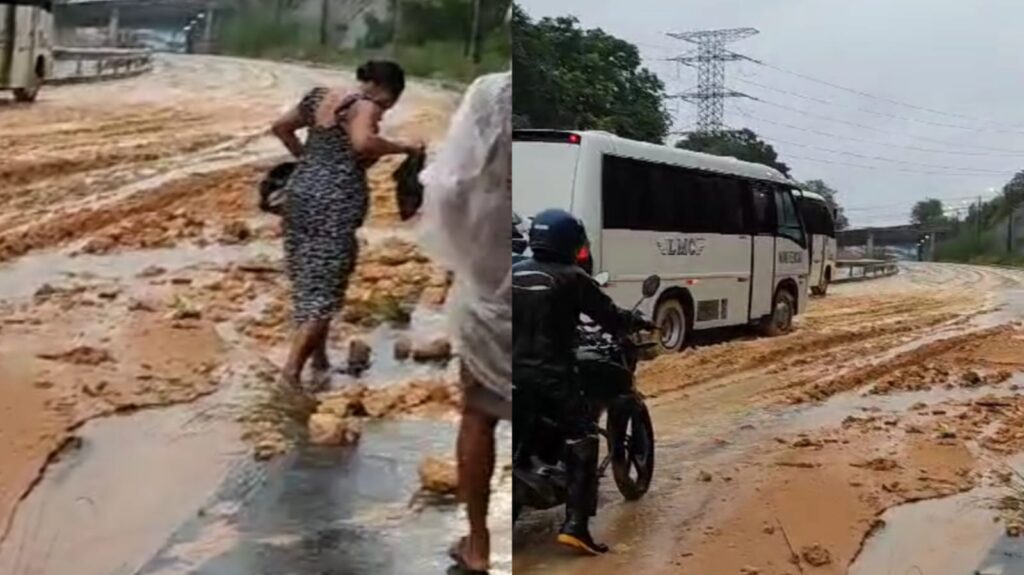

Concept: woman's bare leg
[[457, 403, 497, 571], [283, 318, 330, 389], [310, 319, 332, 388]]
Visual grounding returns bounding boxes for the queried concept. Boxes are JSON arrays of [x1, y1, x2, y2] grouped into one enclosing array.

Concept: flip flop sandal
[[447, 537, 488, 574]]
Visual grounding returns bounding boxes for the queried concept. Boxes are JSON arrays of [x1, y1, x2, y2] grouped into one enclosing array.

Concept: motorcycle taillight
[[577, 245, 590, 264]]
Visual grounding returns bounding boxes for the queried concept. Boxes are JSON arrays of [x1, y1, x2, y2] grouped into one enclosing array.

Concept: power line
[[844, 194, 1002, 213], [778, 151, 1009, 178], [732, 76, 1024, 136], [745, 96, 1024, 155], [752, 58, 1012, 126], [748, 131, 1013, 175], [729, 104, 1024, 158]]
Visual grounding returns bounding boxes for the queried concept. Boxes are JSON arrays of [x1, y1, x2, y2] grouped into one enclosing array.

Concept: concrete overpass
[[838, 224, 951, 260], [54, 0, 233, 50]]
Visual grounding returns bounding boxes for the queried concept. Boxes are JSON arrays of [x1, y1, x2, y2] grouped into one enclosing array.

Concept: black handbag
[[259, 161, 296, 216], [393, 150, 425, 221]]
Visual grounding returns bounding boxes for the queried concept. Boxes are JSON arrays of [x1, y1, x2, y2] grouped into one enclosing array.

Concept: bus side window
[[775, 189, 806, 247], [750, 184, 776, 235]]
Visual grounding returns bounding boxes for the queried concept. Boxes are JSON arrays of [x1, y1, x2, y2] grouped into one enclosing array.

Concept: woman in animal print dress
[[271, 60, 423, 390]]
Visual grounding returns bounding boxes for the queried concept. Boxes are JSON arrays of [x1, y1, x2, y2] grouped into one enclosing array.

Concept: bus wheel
[[811, 277, 829, 296], [761, 288, 796, 336], [654, 298, 688, 353], [13, 84, 39, 103]]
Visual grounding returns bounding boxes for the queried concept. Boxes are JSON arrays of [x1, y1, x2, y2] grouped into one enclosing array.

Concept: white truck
[[1, 0, 54, 102]]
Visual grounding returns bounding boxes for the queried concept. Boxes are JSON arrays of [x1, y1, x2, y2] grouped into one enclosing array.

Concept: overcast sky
[[516, 0, 1024, 227]]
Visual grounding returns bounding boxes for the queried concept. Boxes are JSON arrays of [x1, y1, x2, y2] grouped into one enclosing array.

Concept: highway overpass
[[54, 0, 231, 50]]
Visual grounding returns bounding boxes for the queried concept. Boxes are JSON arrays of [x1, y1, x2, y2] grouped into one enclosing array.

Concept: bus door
[[1, 5, 13, 85], [749, 184, 775, 320], [808, 230, 824, 288], [774, 188, 809, 307], [6, 5, 32, 87]]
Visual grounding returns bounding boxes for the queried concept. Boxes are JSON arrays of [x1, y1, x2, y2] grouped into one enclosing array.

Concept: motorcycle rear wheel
[[607, 394, 655, 500]]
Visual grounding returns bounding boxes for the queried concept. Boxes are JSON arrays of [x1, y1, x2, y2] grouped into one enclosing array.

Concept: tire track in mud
[[639, 296, 989, 401]]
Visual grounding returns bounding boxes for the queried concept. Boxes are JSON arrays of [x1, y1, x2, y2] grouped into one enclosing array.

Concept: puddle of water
[[849, 487, 1007, 575], [0, 376, 246, 575], [0, 354, 509, 575], [0, 243, 279, 301], [778, 373, 1024, 434], [138, 420, 512, 575], [850, 453, 1024, 575], [0, 228, 420, 303], [334, 307, 451, 388], [258, 305, 452, 390]]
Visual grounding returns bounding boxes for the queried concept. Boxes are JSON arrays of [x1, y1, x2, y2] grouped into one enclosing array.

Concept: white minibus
[[512, 129, 810, 352], [1, 0, 53, 102]]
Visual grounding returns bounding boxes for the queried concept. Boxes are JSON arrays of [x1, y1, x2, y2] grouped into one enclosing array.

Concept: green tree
[[675, 129, 790, 176], [512, 7, 670, 143], [801, 179, 849, 231], [995, 170, 1024, 220], [911, 198, 948, 228]]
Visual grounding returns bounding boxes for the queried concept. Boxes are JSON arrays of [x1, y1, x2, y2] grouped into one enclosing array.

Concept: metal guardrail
[[50, 47, 153, 84], [834, 259, 900, 284]]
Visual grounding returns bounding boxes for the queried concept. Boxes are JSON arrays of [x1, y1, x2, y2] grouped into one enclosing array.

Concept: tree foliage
[[801, 179, 849, 231], [398, 0, 510, 46], [512, 6, 670, 143], [675, 129, 790, 176], [911, 198, 948, 228]]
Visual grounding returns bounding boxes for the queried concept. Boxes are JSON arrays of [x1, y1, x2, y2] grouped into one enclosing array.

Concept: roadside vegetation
[[218, 0, 510, 83], [914, 171, 1024, 265]]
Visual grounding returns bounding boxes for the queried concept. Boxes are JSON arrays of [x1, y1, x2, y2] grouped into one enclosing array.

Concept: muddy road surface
[[515, 263, 1024, 575], [0, 55, 512, 575]]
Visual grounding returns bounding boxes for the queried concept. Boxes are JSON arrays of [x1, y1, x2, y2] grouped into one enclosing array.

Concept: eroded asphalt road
[[515, 263, 1024, 575], [0, 55, 512, 575]]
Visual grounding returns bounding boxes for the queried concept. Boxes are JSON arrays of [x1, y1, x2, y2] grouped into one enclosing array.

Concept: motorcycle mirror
[[594, 272, 611, 287], [641, 275, 661, 298]]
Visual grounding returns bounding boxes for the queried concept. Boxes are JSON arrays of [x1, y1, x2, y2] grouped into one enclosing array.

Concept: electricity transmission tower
[[667, 28, 759, 133]]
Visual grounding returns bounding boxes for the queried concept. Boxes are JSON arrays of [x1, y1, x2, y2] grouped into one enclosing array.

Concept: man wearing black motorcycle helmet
[[513, 208, 653, 554]]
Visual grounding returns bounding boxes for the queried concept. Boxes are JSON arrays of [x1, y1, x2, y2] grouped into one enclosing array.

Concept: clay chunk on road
[[418, 455, 458, 495], [308, 413, 362, 446]]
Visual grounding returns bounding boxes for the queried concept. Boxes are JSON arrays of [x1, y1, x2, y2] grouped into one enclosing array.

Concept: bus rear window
[[512, 140, 580, 217], [797, 197, 836, 237]]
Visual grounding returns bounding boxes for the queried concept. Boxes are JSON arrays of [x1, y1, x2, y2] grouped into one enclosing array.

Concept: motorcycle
[[513, 274, 660, 523]]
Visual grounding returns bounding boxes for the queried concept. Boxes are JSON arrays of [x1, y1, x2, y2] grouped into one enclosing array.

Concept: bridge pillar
[[107, 7, 120, 47], [191, 7, 217, 53], [203, 8, 215, 44]]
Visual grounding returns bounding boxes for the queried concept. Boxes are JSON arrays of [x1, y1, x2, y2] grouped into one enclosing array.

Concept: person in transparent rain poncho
[[418, 69, 511, 573]]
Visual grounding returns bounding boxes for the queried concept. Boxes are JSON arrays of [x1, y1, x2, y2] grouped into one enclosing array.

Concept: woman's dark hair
[[356, 60, 406, 98]]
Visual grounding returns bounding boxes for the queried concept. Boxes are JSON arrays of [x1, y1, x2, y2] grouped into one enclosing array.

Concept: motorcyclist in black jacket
[[513, 208, 651, 555]]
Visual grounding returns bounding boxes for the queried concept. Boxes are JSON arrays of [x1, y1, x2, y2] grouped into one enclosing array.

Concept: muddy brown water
[[514, 264, 1024, 574], [0, 349, 511, 575], [0, 246, 507, 575]]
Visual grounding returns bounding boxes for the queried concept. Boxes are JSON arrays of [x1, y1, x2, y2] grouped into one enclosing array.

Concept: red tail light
[[577, 245, 590, 264], [568, 134, 581, 144]]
